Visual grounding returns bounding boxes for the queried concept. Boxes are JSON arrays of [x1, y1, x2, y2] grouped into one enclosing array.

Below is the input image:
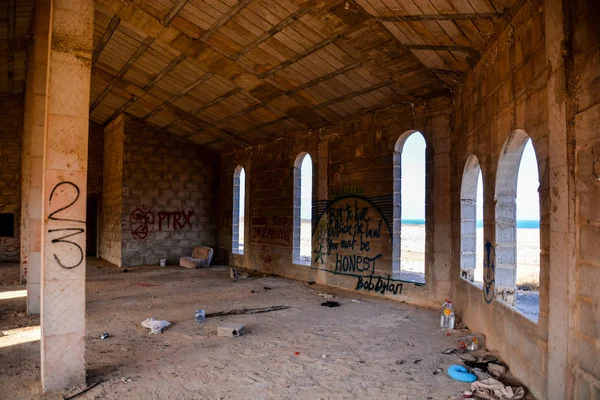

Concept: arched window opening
[[293, 153, 312, 265], [460, 156, 484, 284], [393, 131, 426, 283], [495, 131, 540, 322], [232, 166, 245, 255]]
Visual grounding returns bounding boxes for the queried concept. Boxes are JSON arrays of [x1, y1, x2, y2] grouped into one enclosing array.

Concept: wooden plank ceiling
[[2, 0, 519, 152]]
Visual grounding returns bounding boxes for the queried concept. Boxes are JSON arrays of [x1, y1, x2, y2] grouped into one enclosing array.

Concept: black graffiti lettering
[[48, 182, 85, 223], [356, 275, 402, 296], [48, 228, 85, 269]]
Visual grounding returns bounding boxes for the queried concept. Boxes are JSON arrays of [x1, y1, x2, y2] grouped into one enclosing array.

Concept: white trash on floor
[[141, 318, 171, 334]]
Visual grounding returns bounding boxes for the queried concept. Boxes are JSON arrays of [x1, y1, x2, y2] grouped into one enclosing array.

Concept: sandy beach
[[399, 225, 540, 286]]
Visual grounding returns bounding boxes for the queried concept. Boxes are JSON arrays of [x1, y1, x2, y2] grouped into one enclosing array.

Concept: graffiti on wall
[[0, 204, 21, 263], [47, 182, 86, 270], [483, 241, 496, 304], [311, 195, 406, 296], [130, 206, 195, 241], [251, 216, 291, 246]]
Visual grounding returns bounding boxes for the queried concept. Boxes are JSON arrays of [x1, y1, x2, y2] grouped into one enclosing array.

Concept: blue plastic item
[[447, 364, 477, 382]]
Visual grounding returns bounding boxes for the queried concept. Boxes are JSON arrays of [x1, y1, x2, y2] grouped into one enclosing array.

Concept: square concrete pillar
[[38, 0, 94, 392], [21, 0, 51, 315]]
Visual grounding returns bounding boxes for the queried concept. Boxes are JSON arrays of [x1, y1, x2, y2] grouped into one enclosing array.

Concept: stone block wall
[[451, 1, 550, 398], [120, 117, 219, 267], [219, 97, 453, 308], [572, 0, 600, 396], [99, 115, 124, 266], [0, 94, 24, 262]]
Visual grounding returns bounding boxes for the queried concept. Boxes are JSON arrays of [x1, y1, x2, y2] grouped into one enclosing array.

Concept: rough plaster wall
[[219, 98, 453, 308], [100, 115, 124, 266], [452, 1, 551, 398], [572, 0, 600, 396], [120, 117, 219, 267], [0, 94, 23, 262]]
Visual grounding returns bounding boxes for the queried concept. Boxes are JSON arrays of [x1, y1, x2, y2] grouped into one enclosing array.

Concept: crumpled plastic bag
[[141, 318, 171, 334]]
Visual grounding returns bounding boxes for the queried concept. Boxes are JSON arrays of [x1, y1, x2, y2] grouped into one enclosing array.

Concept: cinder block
[[217, 323, 246, 337]]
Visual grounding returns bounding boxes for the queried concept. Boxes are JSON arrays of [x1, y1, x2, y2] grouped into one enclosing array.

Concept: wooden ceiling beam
[[231, 6, 313, 61], [404, 44, 480, 57], [199, 0, 254, 42], [258, 32, 346, 79], [191, 88, 242, 115], [104, 96, 138, 126], [143, 55, 186, 90], [117, 37, 154, 78], [93, 15, 120, 64], [313, 79, 394, 110], [89, 84, 114, 113], [374, 12, 504, 22], [161, 0, 191, 25]]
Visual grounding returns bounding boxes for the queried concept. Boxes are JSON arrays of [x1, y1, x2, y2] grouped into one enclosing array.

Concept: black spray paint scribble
[[48, 181, 85, 269]]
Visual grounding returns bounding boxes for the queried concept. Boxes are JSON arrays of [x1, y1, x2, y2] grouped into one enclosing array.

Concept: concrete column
[[39, 0, 94, 391], [544, 0, 575, 398], [21, 0, 51, 314]]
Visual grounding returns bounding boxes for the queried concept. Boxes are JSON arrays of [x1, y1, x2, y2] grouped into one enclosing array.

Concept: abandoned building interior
[[0, 0, 598, 398]]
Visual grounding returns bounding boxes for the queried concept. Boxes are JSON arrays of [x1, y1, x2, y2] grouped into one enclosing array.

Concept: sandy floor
[[0, 259, 533, 400]]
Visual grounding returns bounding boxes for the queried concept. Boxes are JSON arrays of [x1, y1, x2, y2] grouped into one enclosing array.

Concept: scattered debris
[[433, 368, 443, 375], [141, 318, 171, 334], [239, 273, 249, 279], [447, 364, 477, 382], [63, 379, 104, 400], [294, 352, 300, 356], [471, 377, 524, 399], [351, 299, 365, 303], [413, 359, 422, 364], [217, 322, 246, 337], [100, 333, 109, 340], [122, 377, 132, 383], [395, 360, 405, 365], [206, 305, 288, 318], [457, 334, 486, 352], [120, 348, 128, 352], [487, 363, 506, 377], [321, 301, 340, 307], [307, 281, 315, 285], [406, 342, 414, 346], [442, 348, 456, 354], [195, 310, 206, 323], [263, 286, 272, 291], [321, 355, 327, 358], [230, 267, 238, 279], [318, 293, 334, 299], [461, 390, 474, 398]]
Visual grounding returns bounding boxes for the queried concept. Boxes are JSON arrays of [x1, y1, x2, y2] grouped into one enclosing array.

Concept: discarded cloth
[[141, 318, 171, 334], [471, 377, 524, 400]]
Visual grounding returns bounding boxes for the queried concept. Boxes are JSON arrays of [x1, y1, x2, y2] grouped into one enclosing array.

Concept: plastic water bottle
[[195, 310, 206, 323], [440, 299, 455, 329], [457, 334, 486, 352]]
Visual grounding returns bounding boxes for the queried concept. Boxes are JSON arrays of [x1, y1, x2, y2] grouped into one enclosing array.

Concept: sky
[[239, 168, 245, 217], [300, 155, 312, 219], [401, 134, 540, 221]]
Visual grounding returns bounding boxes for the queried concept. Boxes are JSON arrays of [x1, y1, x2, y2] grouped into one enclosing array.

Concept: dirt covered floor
[[1, 258, 527, 399]]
